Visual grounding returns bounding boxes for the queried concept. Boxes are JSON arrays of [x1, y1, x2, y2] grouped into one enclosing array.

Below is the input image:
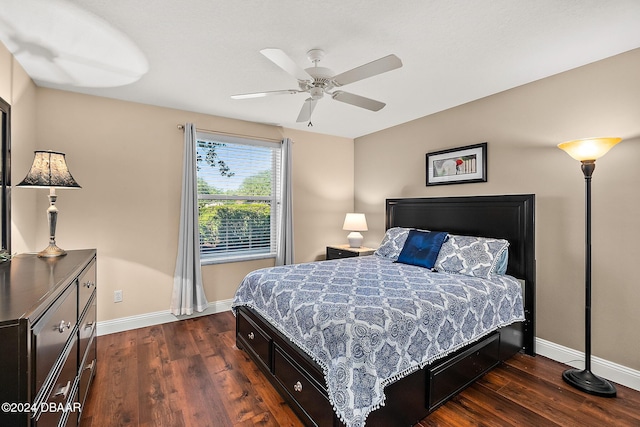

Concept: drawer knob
[[293, 381, 303, 393], [85, 360, 96, 372], [83, 280, 95, 288], [57, 320, 71, 333], [248, 332, 255, 340], [54, 380, 71, 400]]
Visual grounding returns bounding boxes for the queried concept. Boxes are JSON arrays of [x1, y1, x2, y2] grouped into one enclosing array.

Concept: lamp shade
[[17, 151, 81, 189], [342, 213, 368, 231], [557, 137, 621, 161]]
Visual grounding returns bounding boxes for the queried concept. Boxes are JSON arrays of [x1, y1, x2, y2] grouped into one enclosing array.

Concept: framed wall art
[[426, 142, 487, 186]]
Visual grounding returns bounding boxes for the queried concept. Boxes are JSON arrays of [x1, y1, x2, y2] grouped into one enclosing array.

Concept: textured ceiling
[[2, 0, 640, 138]]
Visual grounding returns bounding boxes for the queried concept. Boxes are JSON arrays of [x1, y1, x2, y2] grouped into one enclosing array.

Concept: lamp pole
[[557, 137, 621, 398], [582, 160, 594, 375]]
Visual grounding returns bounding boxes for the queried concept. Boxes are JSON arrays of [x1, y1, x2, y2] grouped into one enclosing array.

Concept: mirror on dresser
[[0, 96, 10, 253]]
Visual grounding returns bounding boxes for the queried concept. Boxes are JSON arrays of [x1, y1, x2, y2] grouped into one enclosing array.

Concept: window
[[196, 131, 281, 264]]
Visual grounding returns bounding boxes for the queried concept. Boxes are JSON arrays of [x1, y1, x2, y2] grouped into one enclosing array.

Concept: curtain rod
[[177, 124, 283, 143]]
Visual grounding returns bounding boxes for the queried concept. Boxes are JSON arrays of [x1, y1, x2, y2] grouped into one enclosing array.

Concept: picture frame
[[426, 142, 487, 186]]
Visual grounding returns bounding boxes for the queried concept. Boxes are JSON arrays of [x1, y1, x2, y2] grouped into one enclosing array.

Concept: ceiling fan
[[231, 48, 402, 123]]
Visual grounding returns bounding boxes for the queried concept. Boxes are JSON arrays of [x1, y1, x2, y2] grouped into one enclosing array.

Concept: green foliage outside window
[[199, 202, 271, 253]]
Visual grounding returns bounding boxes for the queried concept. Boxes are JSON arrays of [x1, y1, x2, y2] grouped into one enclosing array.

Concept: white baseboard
[[536, 337, 640, 392], [96, 298, 234, 336], [97, 307, 639, 393]]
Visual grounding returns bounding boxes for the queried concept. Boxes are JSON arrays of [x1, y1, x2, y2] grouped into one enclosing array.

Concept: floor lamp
[[557, 137, 621, 398]]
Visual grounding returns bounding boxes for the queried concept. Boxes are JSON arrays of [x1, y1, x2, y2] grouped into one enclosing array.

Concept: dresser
[[0, 249, 97, 427]]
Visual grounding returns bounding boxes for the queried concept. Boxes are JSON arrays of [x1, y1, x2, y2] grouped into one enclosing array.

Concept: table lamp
[[18, 150, 81, 257], [342, 213, 368, 248]]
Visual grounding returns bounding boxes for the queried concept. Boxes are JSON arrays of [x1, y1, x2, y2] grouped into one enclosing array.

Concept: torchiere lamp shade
[[18, 151, 81, 188], [557, 137, 621, 161]]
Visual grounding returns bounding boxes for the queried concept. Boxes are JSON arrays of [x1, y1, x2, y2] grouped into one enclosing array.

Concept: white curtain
[[171, 123, 208, 315], [276, 138, 294, 265]]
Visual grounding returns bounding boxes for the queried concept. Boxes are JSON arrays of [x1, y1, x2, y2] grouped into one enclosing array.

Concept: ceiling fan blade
[[331, 91, 386, 111], [333, 54, 402, 87], [296, 98, 318, 122], [260, 48, 312, 82], [231, 89, 301, 99]]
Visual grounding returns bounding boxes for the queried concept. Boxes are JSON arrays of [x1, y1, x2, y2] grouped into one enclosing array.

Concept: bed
[[233, 194, 535, 427]]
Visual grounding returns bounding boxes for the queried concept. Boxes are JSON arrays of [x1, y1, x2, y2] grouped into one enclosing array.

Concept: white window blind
[[196, 131, 281, 263]]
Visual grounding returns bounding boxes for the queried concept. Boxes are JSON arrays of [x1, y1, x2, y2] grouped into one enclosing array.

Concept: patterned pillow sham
[[434, 234, 509, 279], [374, 227, 412, 260]]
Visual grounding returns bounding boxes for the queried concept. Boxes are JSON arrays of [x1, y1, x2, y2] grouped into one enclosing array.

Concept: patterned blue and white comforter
[[232, 255, 524, 427]]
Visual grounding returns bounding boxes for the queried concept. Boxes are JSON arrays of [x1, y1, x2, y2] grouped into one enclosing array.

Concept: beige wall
[[355, 49, 640, 370]]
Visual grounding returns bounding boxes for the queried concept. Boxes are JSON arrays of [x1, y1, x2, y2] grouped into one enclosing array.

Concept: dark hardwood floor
[[81, 311, 640, 427]]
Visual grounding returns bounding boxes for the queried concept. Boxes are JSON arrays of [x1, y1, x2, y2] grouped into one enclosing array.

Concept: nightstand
[[326, 244, 375, 260]]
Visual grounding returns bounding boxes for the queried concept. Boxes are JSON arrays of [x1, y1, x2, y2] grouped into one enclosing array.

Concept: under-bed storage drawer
[[273, 346, 334, 427], [427, 331, 500, 411], [236, 309, 272, 371]]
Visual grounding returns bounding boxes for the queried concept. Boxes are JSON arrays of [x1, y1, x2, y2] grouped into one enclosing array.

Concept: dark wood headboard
[[385, 194, 536, 355]]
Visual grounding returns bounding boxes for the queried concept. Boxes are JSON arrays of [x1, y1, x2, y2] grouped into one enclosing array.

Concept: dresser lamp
[[18, 150, 81, 258], [342, 213, 368, 248], [557, 137, 621, 397]]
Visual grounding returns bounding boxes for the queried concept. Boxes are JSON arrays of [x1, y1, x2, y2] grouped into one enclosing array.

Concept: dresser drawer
[[33, 283, 78, 396], [427, 332, 500, 411], [78, 259, 96, 315], [79, 293, 96, 363], [35, 339, 78, 427], [273, 346, 333, 427], [78, 338, 97, 412], [237, 310, 271, 371]]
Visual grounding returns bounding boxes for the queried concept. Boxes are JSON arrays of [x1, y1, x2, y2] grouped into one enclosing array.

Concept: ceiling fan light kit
[[232, 48, 402, 123]]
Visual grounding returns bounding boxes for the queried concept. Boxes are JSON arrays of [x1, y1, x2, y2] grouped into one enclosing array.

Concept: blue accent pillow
[[395, 230, 448, 269]]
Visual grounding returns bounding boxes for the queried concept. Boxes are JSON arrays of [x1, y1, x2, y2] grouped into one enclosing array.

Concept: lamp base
[[562, 368, 617, 397], [38, 244, 67, 258], [347, 231, 364, 248]]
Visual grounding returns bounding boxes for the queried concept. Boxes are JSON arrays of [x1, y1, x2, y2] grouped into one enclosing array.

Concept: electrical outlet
[[114, 290, 123, 303]]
